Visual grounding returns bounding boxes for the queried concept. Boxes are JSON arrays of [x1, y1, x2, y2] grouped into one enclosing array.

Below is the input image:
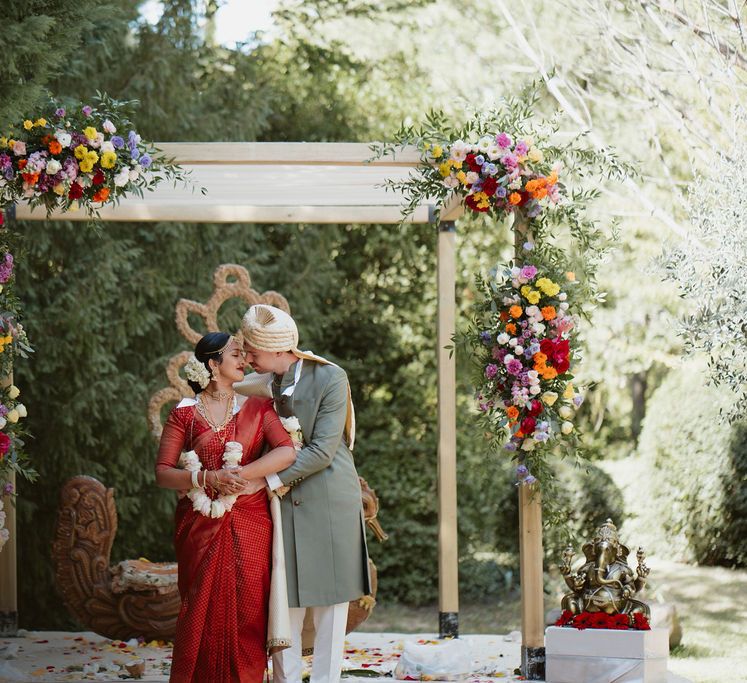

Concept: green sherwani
[[273, 360, 371, 608]]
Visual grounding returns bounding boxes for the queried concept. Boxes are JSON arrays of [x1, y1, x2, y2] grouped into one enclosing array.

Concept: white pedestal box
[[545, 626, 669, 683]]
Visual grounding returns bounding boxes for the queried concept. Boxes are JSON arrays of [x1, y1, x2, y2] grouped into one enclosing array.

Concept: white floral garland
[[280, 415, 304, 449], [179, 441, 244, 518]]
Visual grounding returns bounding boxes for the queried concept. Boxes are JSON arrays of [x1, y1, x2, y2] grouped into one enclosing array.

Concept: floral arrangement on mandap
[[471, 263, 584, 476], [0, 94, 191, 222], [555, 610, 651, 631]]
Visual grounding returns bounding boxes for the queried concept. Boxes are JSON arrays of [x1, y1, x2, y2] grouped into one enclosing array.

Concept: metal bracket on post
[[433, 207, 459, 639]]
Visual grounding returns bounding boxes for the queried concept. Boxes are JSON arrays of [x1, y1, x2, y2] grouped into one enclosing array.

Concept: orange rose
[[22, 173, 39, 185], [499, 310, 509, 322], [509, 192, 522, 206], [506, 406, 519, 420], [542, 367, 558, 380], [509, 305, 522, 319], [49, 140, 62, 155], [505, 323, 517, 335], [93, 187, 110, 202], [541, 306, 556, 320], [533, 352, 548, 365], [532, 187, 548, 200], [18, 159, 27, 170]]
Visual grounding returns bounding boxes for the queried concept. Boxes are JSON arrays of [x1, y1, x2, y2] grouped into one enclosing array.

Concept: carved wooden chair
[[52, 264, 386, 640]]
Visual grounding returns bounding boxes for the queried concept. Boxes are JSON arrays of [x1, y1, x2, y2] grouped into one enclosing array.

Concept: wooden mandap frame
[[1, 142, 545, 677]]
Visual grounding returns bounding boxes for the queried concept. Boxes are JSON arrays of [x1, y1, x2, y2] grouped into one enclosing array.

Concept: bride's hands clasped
[[206, 469, 246, 496]]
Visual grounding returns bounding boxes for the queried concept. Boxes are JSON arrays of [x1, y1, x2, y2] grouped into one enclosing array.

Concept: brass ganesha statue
[[560, 519, 650, 618]]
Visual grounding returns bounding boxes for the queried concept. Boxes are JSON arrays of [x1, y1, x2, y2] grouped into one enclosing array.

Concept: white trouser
[[272, 602, 349, 683]]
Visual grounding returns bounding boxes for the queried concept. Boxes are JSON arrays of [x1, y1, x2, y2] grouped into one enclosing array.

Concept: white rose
[[509, 338, 518, 347], [560, 302, 570, 311], [515, 346, 524, 355], [561, 421, 574, 435], [559, 405, 574, 420], [503, 354, 515, 364], [15, 404, 26, 418], [541, 391, 558, 406], [129, 166, 141, 181], [521, 438, 536, 451], [6, 409, 19, 424], [8, 385, 20, 400], [510, 267, 521, 278], [442, 176, 459, 189], [529, 385, 541, 395], [497, 333, 509, 345], [465, 171, 479, 185], [114, 168, 130, 187], [0, 416, 6, 430], [558, 292, 567, 301], [512, 279, 521, 289], [528, 147, 544, 163], [45, 159, 61, 176], [532, 323, 546, 335], [526, 305, 539, 317], [527, 370, 539, 382], [103, 119, 116, 134], [100, 141, 115, 154], [477, 136, 492, 152], [486, 145, 501, 160], [55, 131, 72, 147]]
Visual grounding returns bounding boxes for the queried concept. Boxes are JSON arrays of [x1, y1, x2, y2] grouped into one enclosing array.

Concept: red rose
[[482, 177, 498, 196], [68, 182, 84, 200], [527, 399, 543, 417], [520, 416, 536, 435], [518, 190, 531, 206], [465, 153, 481, 173], [92, 168, 106, 186], [0, 209, 4, 227], [540, 339, 554, 356], [0, 432, 11, 458]]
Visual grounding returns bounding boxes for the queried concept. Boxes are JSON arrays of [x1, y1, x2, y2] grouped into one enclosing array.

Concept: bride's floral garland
[[179, 441, 244, 519]]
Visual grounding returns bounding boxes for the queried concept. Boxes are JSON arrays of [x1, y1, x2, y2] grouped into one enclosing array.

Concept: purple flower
[[492, 347, 507, 362], [128, 130, 141, 148], [523, 241, 534, 251], [139, 154, 152, 168], [82, 105, 92, 117], [485, 363, 499, 380], [520, 265, 538, 280], [497, 132, 512, 148], [534, 432, 550, 442], [0, 404, 7, 417], [2, 482, 13, 495], [479, 331, 492, 345], [495, 186, 507, 199], [573, 395, 584, 408], [0, 253, 14, 284], [3, 167, 13, 181], [506, 359, 523, 376], [526, 201, 542, 218], [486, 163, 498, 175], [55, 107, 66, 118], [515, 140, 528, 157], [524, 475, 537, 485], [111, 136, 125, 149], [130, 148, 140, 161], [504, 442, 517, 452], [516, 464, 529, 477], [501, 154, 518, 169], [475, 154, 485, 166]]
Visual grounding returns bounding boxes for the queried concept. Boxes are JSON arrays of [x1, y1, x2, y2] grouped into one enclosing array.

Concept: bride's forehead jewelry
[[205, 335, 237, 356]]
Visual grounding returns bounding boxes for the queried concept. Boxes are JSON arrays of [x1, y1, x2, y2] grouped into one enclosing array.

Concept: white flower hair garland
[[184, 354, 211, 390]]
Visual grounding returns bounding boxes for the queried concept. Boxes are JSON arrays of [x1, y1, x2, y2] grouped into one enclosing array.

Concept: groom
[[238, 303, 370, 683]]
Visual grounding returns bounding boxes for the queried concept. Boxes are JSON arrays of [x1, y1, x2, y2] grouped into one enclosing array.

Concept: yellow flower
[[527, 290, 541, 305], [541, 391, 558, 406], [74, 144, 88, 160], [23, 120, 33, 130], [521, 285, 531, 298], [456, 171, 468, 185], [0, 137, 7, 148], [53, 183, 65, 196], [563, 382, 575, 399], [7, 139, 14, 150], [100, 151, 117, 169], [438, 162, 451, 178], [472, 191, 489, 208], [34, 118, 47, 127], [84, 126, 98, 141], [6, 409, 19, 424], [8, 385, 20, 399], [449, 159, 463, 170], [528, 147, 544, 163], [536, 277, 560, 297], [432, 145, 443, 159], [86, 150, 99, 164], [79, 159, 94, 173]]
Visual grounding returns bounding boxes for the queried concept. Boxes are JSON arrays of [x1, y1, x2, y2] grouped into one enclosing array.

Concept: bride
[[155, 331, 295, 682]]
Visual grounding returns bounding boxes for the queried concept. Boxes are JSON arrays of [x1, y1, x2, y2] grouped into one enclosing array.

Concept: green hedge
[[637, 360, 747, 566]]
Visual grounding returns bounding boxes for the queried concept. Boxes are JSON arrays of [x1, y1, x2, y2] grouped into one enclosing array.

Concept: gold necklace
[[197, 393, 234, 432], [204, 388, 231, 401]]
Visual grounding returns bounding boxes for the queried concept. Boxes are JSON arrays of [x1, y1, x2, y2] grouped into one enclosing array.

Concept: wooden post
[[437, 219, 459, 638], [0, 372, 17, 637], [514, 215, 545, 679]]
